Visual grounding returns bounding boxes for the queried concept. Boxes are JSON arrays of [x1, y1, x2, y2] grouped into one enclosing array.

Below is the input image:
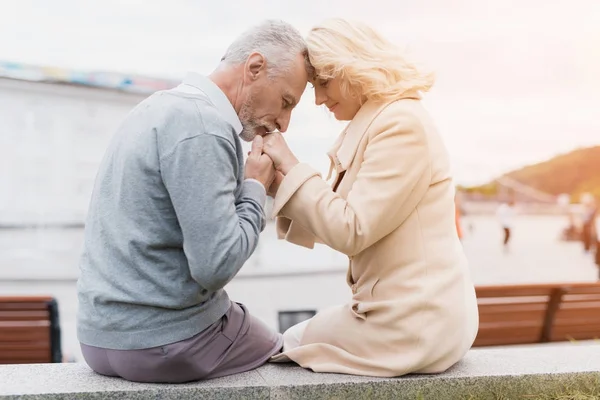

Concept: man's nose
[[275, 113, 291, 133]]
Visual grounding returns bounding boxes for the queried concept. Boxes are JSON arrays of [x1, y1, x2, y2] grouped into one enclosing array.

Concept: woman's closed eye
[[318, 78, 330, 88], [310, 77, 330, 89]]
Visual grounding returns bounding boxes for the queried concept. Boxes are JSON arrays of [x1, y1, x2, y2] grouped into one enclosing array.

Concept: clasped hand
[[244, 133, 299, 197]]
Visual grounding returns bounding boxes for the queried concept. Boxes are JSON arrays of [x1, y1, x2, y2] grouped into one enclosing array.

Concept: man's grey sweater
[[77, 74, 266, 350]]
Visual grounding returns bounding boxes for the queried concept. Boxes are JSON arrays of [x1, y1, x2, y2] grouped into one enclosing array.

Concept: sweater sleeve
[[160, 132, 266, 291]]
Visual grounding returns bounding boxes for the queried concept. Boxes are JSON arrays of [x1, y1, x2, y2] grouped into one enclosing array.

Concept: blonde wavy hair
[[306, 18, 435, 103]]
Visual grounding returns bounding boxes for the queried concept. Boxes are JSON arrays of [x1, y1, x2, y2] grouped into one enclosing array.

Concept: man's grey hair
[[221, 20, 313, 78]]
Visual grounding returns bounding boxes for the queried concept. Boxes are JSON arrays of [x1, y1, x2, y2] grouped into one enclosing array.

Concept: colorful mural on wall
[[0, 60, 178, 94]]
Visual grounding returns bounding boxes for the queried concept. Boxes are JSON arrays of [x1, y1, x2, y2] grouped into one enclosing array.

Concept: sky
[[1, 0, 599, 185]]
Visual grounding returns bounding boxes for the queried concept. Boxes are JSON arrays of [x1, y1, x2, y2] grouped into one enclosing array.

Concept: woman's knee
[[282, 318, 311, 352]]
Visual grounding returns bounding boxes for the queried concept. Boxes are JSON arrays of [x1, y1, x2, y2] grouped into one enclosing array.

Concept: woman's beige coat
[[269, 96, 479, 377]]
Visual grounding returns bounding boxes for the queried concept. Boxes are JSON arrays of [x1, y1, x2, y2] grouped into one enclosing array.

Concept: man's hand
[[263, 132, 299, 175], [267, 171, 284, 198], [245, 136, 275, 189]]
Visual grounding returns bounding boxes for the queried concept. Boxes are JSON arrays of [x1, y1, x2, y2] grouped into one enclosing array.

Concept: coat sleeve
[[275, 216, 320, 249], [271, 109, 431, 257]]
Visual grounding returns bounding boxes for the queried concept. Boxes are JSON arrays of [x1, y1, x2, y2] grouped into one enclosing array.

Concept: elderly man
[[76, 20, 310, 383]]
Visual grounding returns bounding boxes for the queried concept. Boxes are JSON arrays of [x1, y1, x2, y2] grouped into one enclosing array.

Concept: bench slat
[[0, 342, 50, 351], [0, 349, 52, 364], [477, 301, 548, 310], [554, 310, 600, 322], [0, 311, 50, 321], [551, 324, 600, 335], [558, 301, 600, 310], [474, 330, 544, 346], [0, 327, 51, 343], [474, 282, 600, 347], [0, 303, 51, 311], [0, 296, 60, 364], [476, 287, 554, 297]]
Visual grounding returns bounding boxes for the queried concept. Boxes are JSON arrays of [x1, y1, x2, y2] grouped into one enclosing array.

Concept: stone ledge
[[1, 344, 599, 400]]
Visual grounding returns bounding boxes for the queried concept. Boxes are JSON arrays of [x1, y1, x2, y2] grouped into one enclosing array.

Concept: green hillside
[[462, 146, 600, 200]]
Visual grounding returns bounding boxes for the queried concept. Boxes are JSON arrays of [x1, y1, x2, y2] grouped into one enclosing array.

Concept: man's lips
[[256, 126, 269, 136]]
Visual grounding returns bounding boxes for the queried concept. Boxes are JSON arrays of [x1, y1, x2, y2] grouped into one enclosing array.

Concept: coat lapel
[[325, 101, 385, 182], [325, 94, 420, 183]]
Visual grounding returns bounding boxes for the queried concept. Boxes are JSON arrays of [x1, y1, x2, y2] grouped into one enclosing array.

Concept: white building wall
[[226, 268, 350, 333], [0, 77, 146, 225]]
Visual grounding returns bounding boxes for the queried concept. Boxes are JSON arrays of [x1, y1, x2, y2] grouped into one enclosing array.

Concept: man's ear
[[246, 52, 266, 81]]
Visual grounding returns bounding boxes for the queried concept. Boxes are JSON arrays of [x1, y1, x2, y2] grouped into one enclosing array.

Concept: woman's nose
[[314, 89, 327, 106]]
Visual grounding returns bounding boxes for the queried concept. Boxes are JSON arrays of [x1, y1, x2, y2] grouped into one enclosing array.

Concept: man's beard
[[238, 95, 275, 142], [238, 96, 259, 142], [239, 121, 260, 142]]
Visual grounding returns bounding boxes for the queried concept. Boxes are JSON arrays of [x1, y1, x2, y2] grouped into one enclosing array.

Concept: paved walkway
[[460, 215, 598, 284]]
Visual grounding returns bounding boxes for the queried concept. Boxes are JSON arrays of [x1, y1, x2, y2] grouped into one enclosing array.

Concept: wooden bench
[[0, 297, 62, 364], [474, 282, 600, 346]]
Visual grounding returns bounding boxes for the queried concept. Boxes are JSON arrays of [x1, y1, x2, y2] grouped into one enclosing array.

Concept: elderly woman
[[262, 18, 479, 377]]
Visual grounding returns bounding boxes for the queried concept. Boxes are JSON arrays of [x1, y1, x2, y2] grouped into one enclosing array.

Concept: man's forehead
[[289, 54, 310, 85], [278, 55, 310, 102]]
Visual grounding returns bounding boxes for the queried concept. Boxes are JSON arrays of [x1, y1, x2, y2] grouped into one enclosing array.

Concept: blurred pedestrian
[[496, 199, 516, 250]]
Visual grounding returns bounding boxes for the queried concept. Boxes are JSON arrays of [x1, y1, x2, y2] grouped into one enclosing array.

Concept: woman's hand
[[267, 171, 284, 198], [262, 132, 299, 175]]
